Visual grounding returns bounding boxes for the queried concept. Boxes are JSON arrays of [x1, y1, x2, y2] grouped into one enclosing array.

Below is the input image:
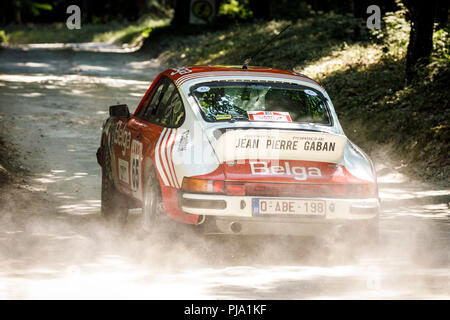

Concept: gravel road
[[0, 45, 449, 299]]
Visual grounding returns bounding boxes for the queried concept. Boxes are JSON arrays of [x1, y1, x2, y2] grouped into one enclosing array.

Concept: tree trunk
[[403, 0, 438, 83], [172, 0, 191, 25], [436, 0, 449, 29], [14, 7, 22, 24], [249, 0, 271, 20]]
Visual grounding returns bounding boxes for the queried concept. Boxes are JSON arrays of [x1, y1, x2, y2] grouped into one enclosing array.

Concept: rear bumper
[[181, 193, 379, 236], [202, 215, 378, 236], [181, 193, 379, 220]]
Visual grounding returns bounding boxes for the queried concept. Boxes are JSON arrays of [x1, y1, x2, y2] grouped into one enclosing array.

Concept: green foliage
[[0, 30, 7, 43], [323, 57, 449, 181], [12, 0, 53, 16], [218, 0, 253, 21], [433, 28, 450, 60], [141, 27, 153, 39], [3, 16, 170, 45], [320, 10, 450, 181], [268, 0, 314, 20], [370, 10, 410, 60], [153, 12, 369, 71], [311, 12, 368, 40], [142, 10, 448, 181], [30, 2, 53, 16]]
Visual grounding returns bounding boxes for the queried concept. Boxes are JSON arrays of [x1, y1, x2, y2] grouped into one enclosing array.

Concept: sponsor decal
[[247, 111, 292, 122], [215, 129, 347, 163], [304, 140, 335, 151], [304, 89, 318, 96], [118, 158, 129, 183], [130, 140, 143, 195], [215, 114, 232, 120], [196, 86, 210, 93], [178, 130, 190, 152], [175, 71, 318, 87], [113, 120, 131, 156], [234, 138, 336, 152], [250, 161, 322, 181], [170, 67, 192, 76]]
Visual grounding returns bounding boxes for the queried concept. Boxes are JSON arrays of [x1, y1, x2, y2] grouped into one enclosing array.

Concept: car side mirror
[[109, 104, 130, 118]]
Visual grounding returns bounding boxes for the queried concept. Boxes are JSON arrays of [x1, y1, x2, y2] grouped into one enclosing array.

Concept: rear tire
[[101, 144, 128, 226], [142, 163, 165, 233]]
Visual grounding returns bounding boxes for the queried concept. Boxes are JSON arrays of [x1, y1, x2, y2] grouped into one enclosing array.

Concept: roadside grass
[[1, 15, 170, 45], [0, 118, 27, 187], [142, 10, 449, 182], [144, 13, 370, 70], [298, 11, 449, 181]]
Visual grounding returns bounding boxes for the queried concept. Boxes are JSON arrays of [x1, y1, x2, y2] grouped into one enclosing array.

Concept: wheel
[[142, 163, 164, 233], [101, 143, 128, 225]]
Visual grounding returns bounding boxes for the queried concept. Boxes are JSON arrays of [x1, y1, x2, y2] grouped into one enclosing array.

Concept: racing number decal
[[130, 140, 143, 198], [170, 67, 192, 76]]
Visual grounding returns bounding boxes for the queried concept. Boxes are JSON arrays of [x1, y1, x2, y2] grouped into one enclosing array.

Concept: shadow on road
[[0, 45, 449, 299]]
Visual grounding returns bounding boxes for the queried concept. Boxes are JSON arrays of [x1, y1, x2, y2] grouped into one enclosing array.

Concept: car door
[[122, 77, 183, 201], [115, 78, 166, 201]]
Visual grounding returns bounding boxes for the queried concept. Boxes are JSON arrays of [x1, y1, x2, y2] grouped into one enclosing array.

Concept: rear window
[[191, 82, 331, 125]]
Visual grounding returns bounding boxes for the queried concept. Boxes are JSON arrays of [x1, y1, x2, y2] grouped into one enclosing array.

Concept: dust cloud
[[0, 45, 449, 299]]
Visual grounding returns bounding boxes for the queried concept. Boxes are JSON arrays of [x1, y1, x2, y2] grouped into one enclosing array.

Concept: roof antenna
[[242, 23, 292, 70]]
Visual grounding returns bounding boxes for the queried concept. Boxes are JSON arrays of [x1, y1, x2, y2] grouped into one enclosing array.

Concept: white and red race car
[[97, 65, 379, 240]]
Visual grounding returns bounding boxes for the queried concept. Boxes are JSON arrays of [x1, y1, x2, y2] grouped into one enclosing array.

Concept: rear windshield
[[191, 82, 331, 125]]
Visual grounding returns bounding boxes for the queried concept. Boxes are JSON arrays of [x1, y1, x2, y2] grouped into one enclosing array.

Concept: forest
[[1, 0, 449, 181]]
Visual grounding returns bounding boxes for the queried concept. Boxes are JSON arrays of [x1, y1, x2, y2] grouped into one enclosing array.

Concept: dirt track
[[0, 45, 449, 299]]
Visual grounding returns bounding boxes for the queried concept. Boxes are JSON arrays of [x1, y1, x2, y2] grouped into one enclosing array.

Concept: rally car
[[97, 65, 379, 241]]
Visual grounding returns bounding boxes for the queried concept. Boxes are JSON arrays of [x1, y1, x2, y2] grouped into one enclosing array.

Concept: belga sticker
[[196, 86, 210, 93], [215, 114, 232, 120], [247, 111, 292, 122]]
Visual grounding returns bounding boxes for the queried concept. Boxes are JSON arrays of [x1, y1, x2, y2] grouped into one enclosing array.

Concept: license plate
[[252, 199, 326, 216]]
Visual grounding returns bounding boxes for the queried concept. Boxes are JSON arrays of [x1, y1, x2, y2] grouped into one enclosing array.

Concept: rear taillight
[[225, 182, 246, 196], [182, 178, 246, 196], [182, 178, 377, 199], [346, 184, 378, 198], [182, 177, 224, 194]]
